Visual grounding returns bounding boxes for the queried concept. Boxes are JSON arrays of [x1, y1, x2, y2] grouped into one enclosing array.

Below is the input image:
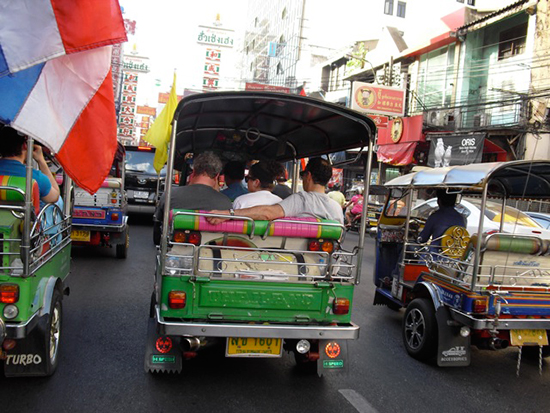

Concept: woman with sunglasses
[[233, 161, 285, 209]]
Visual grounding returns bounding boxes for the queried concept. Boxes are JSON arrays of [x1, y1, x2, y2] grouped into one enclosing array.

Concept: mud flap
[[373, 288, 402, 309], [4, 316, 50, 377], [436, 306, 470, 367], [317, 339, 348, 377], [144, 317, 183, 373]]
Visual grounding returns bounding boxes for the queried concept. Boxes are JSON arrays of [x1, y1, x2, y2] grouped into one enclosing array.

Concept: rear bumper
[[1, 311, 39, 342], [72, 221, 127, 233], [155, 307, 360, 340], [128, 203, 156, 214], [450, 308, 550, 330]]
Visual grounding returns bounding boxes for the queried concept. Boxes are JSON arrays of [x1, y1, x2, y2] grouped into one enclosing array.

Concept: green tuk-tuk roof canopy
[[172, 92, 376, 162], [385, 161, 550, 199]]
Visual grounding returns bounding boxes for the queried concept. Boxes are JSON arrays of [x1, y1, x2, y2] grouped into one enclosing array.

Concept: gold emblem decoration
[[391, 117, 404, 143], [441, 226, 470, 259]]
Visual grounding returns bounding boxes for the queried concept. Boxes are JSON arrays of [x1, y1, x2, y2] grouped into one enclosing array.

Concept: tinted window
[[126, 151, 166, 176]]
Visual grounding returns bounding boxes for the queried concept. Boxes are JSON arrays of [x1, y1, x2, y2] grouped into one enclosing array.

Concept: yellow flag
[[143, 73, 178, 174]]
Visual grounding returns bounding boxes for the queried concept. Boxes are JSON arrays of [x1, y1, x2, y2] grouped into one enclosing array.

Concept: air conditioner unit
[[473, 113, 491, 127], [445, 110, 461, 129]]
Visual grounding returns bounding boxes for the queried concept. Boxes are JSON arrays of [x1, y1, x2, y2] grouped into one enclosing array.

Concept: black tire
[[402, 298, 438, 361], [116, 228, 129, 259], [522, 345, 550, 358], [153, 220, 161, 245], [42, 289, 62, 376]]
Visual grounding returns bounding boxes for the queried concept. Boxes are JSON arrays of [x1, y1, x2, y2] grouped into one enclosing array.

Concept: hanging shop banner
[[427, 133, 485, 168], [351, 82, 405, 117]]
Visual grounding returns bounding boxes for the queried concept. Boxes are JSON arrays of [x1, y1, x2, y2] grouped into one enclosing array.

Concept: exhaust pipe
[[489, 338, 509, 350], [182, 336, 201, 352]]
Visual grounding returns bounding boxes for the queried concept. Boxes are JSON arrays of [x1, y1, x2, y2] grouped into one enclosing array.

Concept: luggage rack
[[164, 241, 358, 282]]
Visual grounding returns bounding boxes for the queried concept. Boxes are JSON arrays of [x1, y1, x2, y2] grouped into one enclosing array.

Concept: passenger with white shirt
[[208, 157, 344, 225], [233, 161, 283, 209]]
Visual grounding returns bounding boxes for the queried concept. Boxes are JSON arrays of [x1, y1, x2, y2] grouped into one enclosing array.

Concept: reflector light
[[473, 298, 488, 313], [2, 338, 16, 351], [0, 284, 19, 304], [173, 231, 187, 243], [111, 213, 119, 221], [321, 240, 334, 253], [169, 291, 186, 309], [155, 336, 172, 353], [333, 298, 350, 315], [308, 240, 321, 251]]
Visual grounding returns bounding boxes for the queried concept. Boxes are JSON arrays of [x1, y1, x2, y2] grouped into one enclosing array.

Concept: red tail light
[[333, 298, 350, 315], [188, 232, 201, 245], [308, 240, 320, 251], [473, 298, 488, 313], [1, 284, 19, 304], [173, 231, 201, 244], [169, 291, 186, 309], [111, 213, 119, 221]]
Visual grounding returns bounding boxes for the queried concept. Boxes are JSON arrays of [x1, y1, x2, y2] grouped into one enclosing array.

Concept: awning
[[377, 115, 424, 166]]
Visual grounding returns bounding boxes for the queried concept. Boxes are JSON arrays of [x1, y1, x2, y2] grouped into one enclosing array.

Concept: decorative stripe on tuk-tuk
[[171, 209, 342, 239]]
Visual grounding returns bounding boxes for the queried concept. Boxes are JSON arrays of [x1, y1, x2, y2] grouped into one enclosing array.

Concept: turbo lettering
[[5, 354, 42, 365]]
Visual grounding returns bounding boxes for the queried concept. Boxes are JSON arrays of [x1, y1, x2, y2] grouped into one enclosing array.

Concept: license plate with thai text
[[70, 230, 90, 242], [226, 337, 282, 357]]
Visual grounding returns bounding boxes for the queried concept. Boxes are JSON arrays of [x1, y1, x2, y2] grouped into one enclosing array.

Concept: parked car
[[525, 211, 550, 230], [412, 197, 550, 238], [124, 146, 166, 214]]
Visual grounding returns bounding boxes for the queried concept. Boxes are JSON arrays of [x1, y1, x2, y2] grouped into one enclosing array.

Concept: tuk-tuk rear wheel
[[403, 298, 437, 360], [116, 229, 129, 259]]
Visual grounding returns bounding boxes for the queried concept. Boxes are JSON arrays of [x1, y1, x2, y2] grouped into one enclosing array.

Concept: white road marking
[[339, 389, 379, 413]]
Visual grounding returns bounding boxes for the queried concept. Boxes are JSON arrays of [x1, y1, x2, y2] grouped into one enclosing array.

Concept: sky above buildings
[[119, 0, 374, 106]]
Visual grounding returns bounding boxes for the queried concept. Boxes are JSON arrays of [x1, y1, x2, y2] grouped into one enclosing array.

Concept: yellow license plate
[[510, 329, 549, 346], [226, 337, 282, 358], [71, 229, 91, 242]]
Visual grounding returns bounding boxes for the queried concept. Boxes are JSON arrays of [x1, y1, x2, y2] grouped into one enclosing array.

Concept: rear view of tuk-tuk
[[374, 161, 550, 372], [144, 92, 376, 375], [70, 143, 129, 259]]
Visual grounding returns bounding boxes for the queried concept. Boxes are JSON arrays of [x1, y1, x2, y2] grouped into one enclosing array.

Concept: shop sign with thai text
[[197, 25, 234, 48], [351, 82, 405, 117]]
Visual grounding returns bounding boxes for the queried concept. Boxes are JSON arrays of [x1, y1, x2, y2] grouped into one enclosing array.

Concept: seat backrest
[[171, 209, 343, 239], [0, 175, 39, 215]]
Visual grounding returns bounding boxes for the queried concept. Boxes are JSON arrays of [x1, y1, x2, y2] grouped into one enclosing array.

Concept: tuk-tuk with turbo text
[[373, 161, 550, 373], [0, 138, 73, 377], [70, 143, 129, 259], [144, 91, 376, 375]]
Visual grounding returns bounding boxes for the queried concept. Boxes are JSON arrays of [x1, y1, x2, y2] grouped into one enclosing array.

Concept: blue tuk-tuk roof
[[171, 91, 377, 162], [385, 160, 550, 199]]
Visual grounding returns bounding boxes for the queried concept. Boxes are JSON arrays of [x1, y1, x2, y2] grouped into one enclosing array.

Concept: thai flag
[[0, 0, 127, 194]]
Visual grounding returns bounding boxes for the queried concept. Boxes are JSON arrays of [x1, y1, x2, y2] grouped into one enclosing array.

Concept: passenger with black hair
[[418, 189, 466, 246], [220, 160, 248, 201], [0, 126, 60, 203], [233, 161, 284, 209], [208, 157, 344, 225], [271, 167, 292, 199]]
